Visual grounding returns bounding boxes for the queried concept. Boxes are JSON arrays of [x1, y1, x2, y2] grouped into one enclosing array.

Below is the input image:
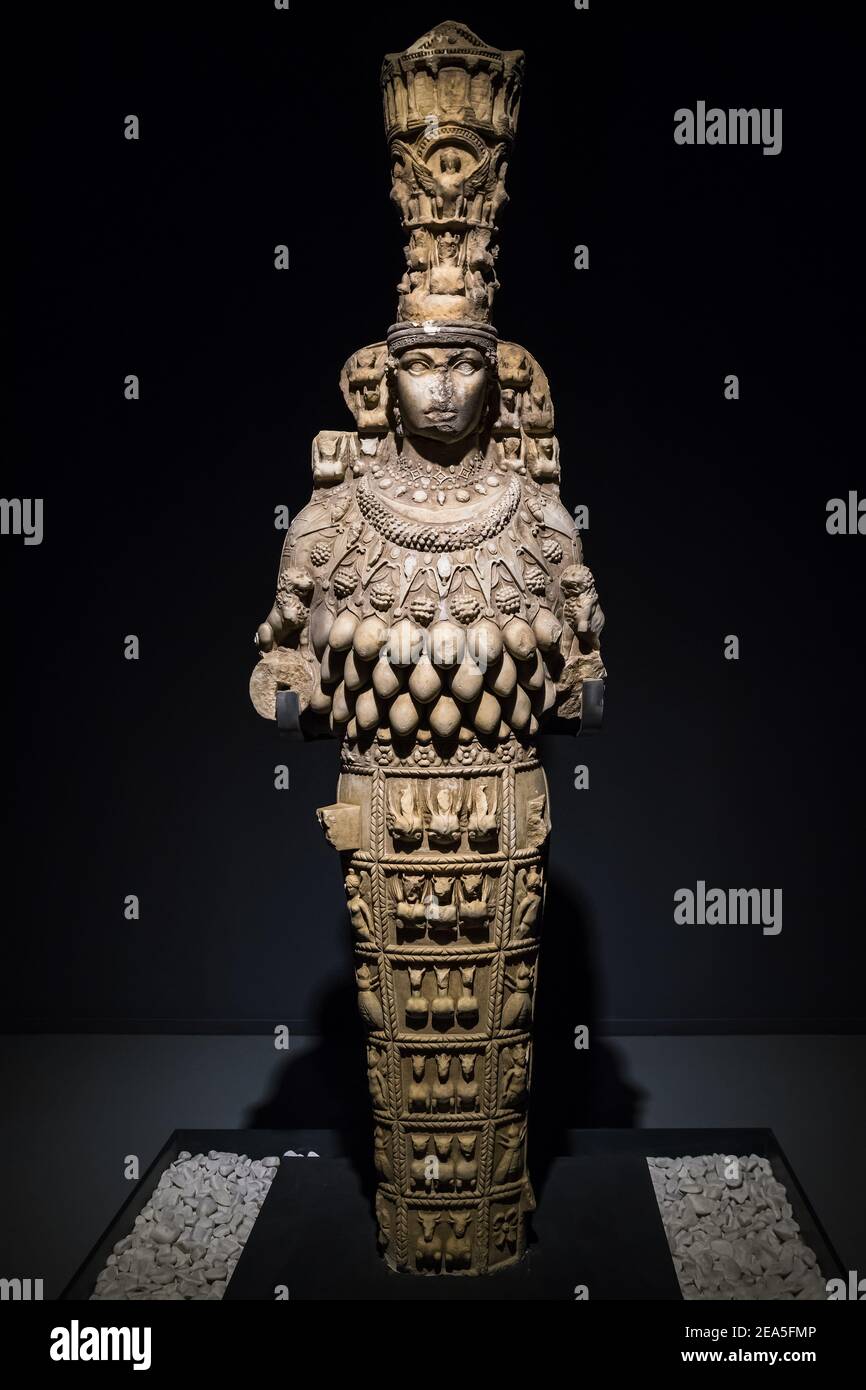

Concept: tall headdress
[[381, 19, 524, 356], [339, 20, 553, 473]]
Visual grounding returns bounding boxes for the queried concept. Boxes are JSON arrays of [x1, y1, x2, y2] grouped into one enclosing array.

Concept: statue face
[[395, 345, 488, 442]]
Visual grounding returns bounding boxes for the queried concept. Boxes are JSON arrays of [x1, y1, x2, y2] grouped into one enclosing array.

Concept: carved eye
[[454, 359, 481, 375], [404, 359, 429, 376]]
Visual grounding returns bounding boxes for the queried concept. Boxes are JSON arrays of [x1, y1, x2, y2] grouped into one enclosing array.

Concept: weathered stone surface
[[250, 20, 607, 1276], [249, 646, 315, 721], [648, 1154, 826, 1300], [90, 1152, 279, 1301], [316, 802, 362, 852]]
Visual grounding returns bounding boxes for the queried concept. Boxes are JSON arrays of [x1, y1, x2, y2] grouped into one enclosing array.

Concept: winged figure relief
[[392, 140, 504, 220]]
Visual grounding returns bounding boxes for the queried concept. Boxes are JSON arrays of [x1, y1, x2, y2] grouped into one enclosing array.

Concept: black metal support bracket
[[275, 689, 303, 739], [579, 678, 605, 734]]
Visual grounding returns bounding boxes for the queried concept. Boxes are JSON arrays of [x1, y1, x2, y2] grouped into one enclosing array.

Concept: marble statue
[[250, 19, 606, 1275]]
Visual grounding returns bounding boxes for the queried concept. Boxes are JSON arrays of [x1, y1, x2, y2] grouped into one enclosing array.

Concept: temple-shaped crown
[[381, 21, 525, 330], [381, 20, 524, 141]]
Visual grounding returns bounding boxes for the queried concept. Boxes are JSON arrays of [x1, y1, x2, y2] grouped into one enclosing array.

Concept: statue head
[[404, 873, 425, 901], [462, 874, 483, 899], [561, 563, 596, 598], [392, 344, 488, 442], [386, 322, 499, 447]]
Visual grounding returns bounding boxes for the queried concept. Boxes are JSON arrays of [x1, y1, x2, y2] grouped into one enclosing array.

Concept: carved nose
[[432, 372, 453, 405]]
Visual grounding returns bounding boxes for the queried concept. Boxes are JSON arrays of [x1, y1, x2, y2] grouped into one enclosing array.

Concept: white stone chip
[[90, 1150, 280, 1301], [648, 1153, 826, 1300]]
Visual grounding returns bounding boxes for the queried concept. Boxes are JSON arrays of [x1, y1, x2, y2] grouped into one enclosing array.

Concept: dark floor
[[0, 1033, 862, 1298]]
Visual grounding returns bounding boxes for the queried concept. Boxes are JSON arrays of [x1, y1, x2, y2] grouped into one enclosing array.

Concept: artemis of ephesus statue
[[251, 19, 606, 1275]]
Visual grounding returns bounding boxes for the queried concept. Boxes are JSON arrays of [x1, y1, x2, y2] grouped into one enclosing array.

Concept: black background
[[6, 0, 864, 1032]]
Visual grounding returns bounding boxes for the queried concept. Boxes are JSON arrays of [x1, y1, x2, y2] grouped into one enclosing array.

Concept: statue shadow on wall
[[528, 870, 645, 1197], [245, 871, 644, 1215]]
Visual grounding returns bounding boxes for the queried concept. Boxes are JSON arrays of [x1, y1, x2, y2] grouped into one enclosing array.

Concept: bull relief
[[251, 18, 606, 1275]]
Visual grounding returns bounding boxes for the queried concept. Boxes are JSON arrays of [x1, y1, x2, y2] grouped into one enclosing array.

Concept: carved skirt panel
[[339, 749, 549, 1274]]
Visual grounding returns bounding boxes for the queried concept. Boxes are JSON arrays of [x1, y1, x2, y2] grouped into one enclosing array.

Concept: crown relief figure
[[250, 19, 606, 1276]]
